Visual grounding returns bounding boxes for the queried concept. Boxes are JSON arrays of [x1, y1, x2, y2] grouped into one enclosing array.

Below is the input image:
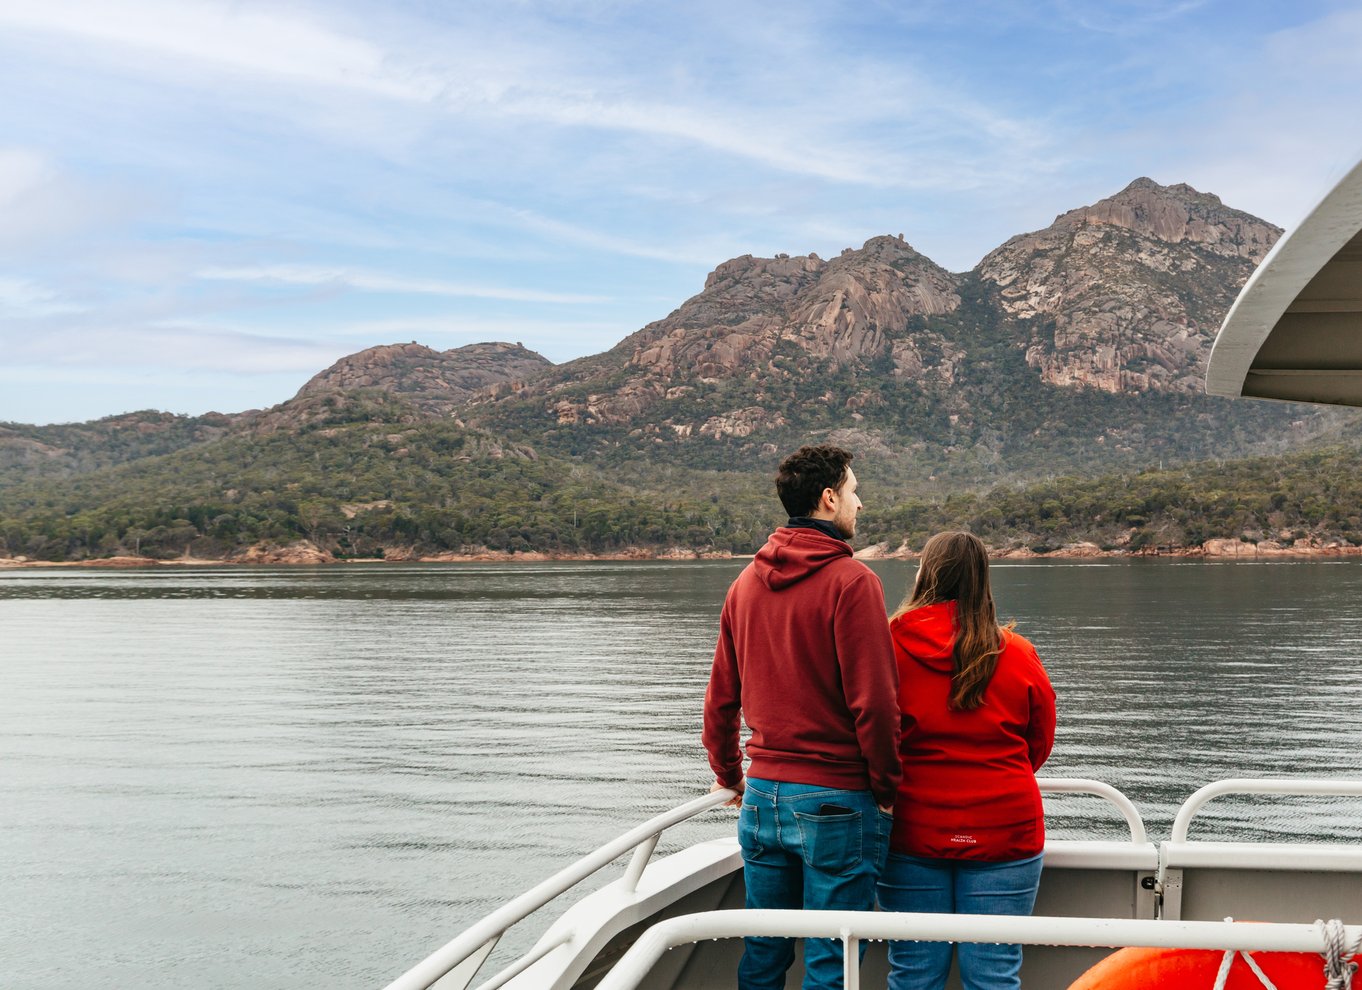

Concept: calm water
[[4, 559, 1362, 989]]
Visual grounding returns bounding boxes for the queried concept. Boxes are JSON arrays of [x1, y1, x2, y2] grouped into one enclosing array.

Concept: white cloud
[[0, 147, 145, 253], [501, 207, 726, 265], [195, 264, 609, 304], [0, 0, 430, 100], [504, 94, 892, 188], [314, 313, 617, 340], [0, 148, 50, 207], [1051, 0, 1211, 35], [0, 1, 1057, 192], [0, 276, 86, 316], [0, 322, 343, 374]]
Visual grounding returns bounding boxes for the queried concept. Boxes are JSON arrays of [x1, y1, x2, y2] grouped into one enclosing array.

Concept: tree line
[[2, 407, 1359, 561]]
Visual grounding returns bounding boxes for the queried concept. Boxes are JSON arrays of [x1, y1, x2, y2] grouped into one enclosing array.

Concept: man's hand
[[879, 804, 893, 815], [711, 778, 745, 808]]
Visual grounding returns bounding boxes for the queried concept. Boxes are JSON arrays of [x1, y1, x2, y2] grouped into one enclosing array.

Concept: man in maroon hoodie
[[703, 444, 901, 990]]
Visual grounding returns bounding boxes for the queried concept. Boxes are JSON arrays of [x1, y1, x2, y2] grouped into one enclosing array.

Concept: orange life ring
[[1067, 945, 1362, 989]]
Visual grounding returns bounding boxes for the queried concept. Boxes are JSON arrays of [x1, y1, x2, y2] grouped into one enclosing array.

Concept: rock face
[[1199, 537, 1360, 557], [527, 236, 961, 427], [232, 541, 335, 564], [296, 341, 553, 416], [443, 178, 1344, 475], [631, 237, 959, 376], [473, 180, 1293, 447], [977, 178, 1282, 395]]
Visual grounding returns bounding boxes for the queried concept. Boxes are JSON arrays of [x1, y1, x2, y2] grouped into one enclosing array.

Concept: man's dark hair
[[775, 445, 853, 517]]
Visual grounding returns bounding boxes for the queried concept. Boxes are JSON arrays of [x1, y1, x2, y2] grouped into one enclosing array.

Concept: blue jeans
[[876, 852, 1044, 990], [737, 778, 892, 990]]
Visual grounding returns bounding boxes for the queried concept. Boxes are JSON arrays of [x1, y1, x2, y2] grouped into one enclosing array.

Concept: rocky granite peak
[[703, 251, 826, 293], [787, 236, 960, 365], [975, 178, 1283, 395], [623, 236, 960, 381], [295, 341, 552, 416], [498, 236, 968, 430], [1045, 177, 1276, 259], [670, 252, 829, 335]]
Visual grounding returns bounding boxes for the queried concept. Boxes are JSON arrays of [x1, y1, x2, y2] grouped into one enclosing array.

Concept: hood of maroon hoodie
[[752, 527, 851, 591], [890, 600, 957, 672]]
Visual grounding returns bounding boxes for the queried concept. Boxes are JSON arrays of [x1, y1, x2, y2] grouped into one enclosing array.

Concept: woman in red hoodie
[[877, 531, 1056, 990]]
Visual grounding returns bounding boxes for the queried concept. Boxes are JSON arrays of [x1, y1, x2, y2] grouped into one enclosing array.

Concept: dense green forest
[[866, 445, 1362, 553], [2, 388, 1359, 561]]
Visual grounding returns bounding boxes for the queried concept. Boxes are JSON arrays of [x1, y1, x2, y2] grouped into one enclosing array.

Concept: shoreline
[[3, 537, 1361, 569]]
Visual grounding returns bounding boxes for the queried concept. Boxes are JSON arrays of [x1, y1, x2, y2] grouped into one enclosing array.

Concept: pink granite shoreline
[[3, 536, 1360, 569]]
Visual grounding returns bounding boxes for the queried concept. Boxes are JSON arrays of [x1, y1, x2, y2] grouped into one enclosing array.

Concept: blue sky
[[2, 0, 1361, 425]]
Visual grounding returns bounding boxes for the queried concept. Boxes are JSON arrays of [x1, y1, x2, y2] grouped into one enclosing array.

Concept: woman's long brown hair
[[893, 531, 1007, 710]]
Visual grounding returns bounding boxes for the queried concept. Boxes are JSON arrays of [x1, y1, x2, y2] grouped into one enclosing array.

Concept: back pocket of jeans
[[738, 802, 763, 858], [794, 807, 861, 874]]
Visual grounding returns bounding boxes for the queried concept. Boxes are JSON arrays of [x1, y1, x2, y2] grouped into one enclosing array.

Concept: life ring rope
[[1321, 918, 1362, 990], [1212, 948, 1279, 990]]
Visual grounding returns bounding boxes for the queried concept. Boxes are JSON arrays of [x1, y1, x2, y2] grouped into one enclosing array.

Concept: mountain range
[[2, 177, 1358, 561]]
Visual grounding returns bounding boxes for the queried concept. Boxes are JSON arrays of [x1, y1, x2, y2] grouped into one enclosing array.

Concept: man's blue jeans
[[876, 851, 1044, 990], [737, 777, 892, 990]]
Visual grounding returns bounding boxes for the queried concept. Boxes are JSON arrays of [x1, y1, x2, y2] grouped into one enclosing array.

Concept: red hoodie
[[889, 601, 1056, 861], [703, 528, 901, 807]]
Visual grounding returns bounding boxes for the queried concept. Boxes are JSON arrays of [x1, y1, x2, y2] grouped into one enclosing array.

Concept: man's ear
[[820, 486, 837, 512]]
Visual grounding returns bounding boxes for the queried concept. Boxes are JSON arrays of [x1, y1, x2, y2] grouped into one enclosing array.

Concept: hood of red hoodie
[[890, 600, 957, 671], [752, 527, 852, 590]]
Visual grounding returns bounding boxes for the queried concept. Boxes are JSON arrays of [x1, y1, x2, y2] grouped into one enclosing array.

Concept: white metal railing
[[380, 788, 738, 990], [591, 910, 1362, 990], [1171, 778, 1362, 843], [1038, 777, 1148, 843], [385, 779, 1146, 989], [383, 779, 1362, 989]]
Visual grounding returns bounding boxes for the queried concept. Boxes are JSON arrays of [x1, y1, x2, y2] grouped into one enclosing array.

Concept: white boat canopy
[[1206, 157, 1362, 407]]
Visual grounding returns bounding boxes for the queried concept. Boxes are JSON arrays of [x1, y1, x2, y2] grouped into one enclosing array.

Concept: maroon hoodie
[[702, 528, 901, 807], [889, 601, 1056, 860]]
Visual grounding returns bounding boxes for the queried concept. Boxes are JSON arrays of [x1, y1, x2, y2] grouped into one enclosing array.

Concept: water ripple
[[3, 559, 1362, 988]]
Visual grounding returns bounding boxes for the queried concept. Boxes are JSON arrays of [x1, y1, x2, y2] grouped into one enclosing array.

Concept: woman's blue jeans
[[737, 778, 892, 990], [876, 851, 1044, 990]]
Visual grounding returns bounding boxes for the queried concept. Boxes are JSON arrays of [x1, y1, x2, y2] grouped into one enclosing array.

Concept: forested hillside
[[3, 176, 1360, 563], [2, 385, 1359, 561]]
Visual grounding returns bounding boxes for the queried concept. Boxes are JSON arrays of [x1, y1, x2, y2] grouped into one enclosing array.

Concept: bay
[[3, 558, 1362, 989]]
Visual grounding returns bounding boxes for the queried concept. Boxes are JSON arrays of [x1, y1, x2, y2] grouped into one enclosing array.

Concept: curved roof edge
[[1206, 157, 1362, 405]]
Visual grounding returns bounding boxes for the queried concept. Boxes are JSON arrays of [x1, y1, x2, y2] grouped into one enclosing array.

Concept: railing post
[[1170, 778, 1362, 843], [621, 833, 661, 893], [842, 928, 859, 989], [470, 933, 572, 990], [438, 936, 498, 990], [1038, 778, 1148, 844]]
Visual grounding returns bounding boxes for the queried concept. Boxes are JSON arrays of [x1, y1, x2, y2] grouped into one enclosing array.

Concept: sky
[[3, 1, 1362, 425]]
